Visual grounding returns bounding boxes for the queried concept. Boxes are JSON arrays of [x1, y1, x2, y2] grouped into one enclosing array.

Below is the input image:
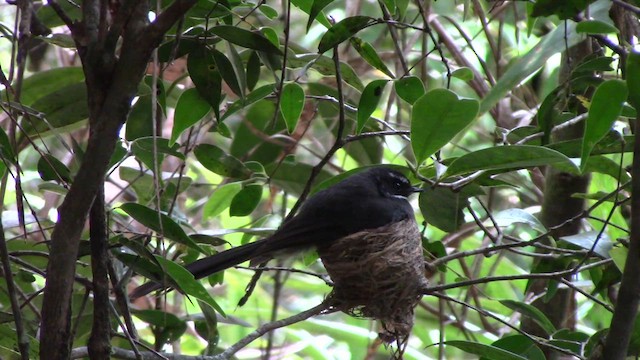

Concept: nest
[[318, 218, 429, 345]]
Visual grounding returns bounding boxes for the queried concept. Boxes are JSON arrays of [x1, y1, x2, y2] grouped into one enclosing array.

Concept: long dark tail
[[129, 239, 267, 299]]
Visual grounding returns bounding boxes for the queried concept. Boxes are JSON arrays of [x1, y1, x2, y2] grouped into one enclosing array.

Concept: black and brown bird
[[130, 166, 423, 300]]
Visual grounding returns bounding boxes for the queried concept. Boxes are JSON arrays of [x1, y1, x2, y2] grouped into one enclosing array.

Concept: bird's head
[[372, 168, 423, 199]]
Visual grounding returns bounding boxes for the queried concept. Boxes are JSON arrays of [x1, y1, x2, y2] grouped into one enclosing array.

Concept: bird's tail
[[129, 239, 267, 299]]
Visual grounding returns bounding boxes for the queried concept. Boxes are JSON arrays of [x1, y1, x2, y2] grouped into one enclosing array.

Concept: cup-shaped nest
[[318, 218, 428, 344]]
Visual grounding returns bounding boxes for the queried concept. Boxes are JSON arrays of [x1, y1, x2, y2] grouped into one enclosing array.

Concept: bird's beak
[[411, 185, 424, 193]]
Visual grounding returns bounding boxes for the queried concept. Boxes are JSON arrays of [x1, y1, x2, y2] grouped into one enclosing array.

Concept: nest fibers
[[317, 218, 428, 344]]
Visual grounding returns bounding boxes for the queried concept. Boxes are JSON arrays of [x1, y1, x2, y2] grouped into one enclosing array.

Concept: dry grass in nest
[[318, 218, 428, 346]]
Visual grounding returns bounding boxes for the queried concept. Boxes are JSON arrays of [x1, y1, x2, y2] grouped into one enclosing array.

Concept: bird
[[130, 166, 423, 299]]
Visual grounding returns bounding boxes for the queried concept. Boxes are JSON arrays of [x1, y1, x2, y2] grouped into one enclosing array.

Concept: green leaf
[[444, 145, 579, 177], [318, 16, 377, 53], [188, 46, 222, 119], [627, 51, 640, 110], [419, 186, 476, 232], [152, 256, 226, 316], [499, 300, 557, 335], [288, 53, 364, 91], [479, 1, 611, 116], [394, 76, 425, 105], [229, 184, 263, 217], [246, 51, 262, 91], [531, 0, 595, 19], [451, 67, 474, 81], [259, 4, 278, 19], [356, 79, 388, 133], [445, 340, 527, 360], [2, 67, 84, 106], [209, 25, 282, 54], [580, 80, 627, 172], [132, 309, 187, 343], [222, 83, 275, 121], [131, 137, 184, 171], [120, 203, 203, 252], [307, 0, 335, 31], [37, 154, 72, 183], [280, 82, 305, 133], [0, 127, 16, 166], [203, 182, 243, 219], [484, 335, 545, 360], [576, 20, 618, 34], [560, 231, 612, 258], [171, 88, 212, 145], [350, 37, 394, 78], [211, 48, 243, 97], [490, 209, 547, 233], [194, 143, 251, 179], [23, 82, 89, 136], [411, 88, 479, 165], [267, 161, 333, 195]]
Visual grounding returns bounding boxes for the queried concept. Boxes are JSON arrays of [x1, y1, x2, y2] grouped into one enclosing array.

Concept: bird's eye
[[394, 181, 402, 188]]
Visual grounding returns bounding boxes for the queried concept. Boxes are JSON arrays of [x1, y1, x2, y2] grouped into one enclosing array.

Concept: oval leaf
[[580, 79, 627, 171], [280, 82, 305, 133], [351, 37, 394, 78], [444, 145, 579, 177], [229, 184, 263, 217], [356, 79, 388, 133], [411, 88, 479, 164], [209, 25, 281, 54], [120, 203, 203, 252], [318, 16, 376, 53], [445, 340, 527, 360], [203, 182, 243, 219], [499, 299, 557, 335], [171, 88, 211, 145], [576, 20, 618, 34], [394, 76, 425, 105], [194, 144, 251, 179], [37, 154, 72, 183]]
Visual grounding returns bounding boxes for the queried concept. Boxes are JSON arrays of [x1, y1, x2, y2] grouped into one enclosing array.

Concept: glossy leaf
[[445, 340, 527, 360], [411, 88, 479, 165], [37, 154, 72, 183], [132, 309, 187, 343], [627, 51, 640, 110], [307, 0, 335, 31], [580, 80, 627, 172], [451, 67, 474, 81], [419, 186, 477, 232], [531, 0, 595, 19], [171, 88, 212, 145], [194, 143, 251, 179], [3, 67, 84, 106], [576, 20, 618, 34], [280, 82, 305, 133], [209, 25, 281, 54], [246, 51, 261, 91], [120, 203, 203, 252], [23, 82, 89, 136], [479, 0, 613, 116], [221, 83, 275, 121], [152, 256, 226, 316], [131, 137, 184, 171], [288, 53, 364, 91], [350, 37, 394, 78], [485, 335, 545, 360], [318, 16, 376, 53], [203, 182, 243, 219], [500, 300, 556, 335], [444, 145, 579, 177], [211, 48, 242, 97], [560, 231, 612, 258], [394, 76, 425, 105], [188, 46, 222, 119], [490, 208, 546, 233], [229, 184, 263, 217], [356, 80, 388, 133]]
